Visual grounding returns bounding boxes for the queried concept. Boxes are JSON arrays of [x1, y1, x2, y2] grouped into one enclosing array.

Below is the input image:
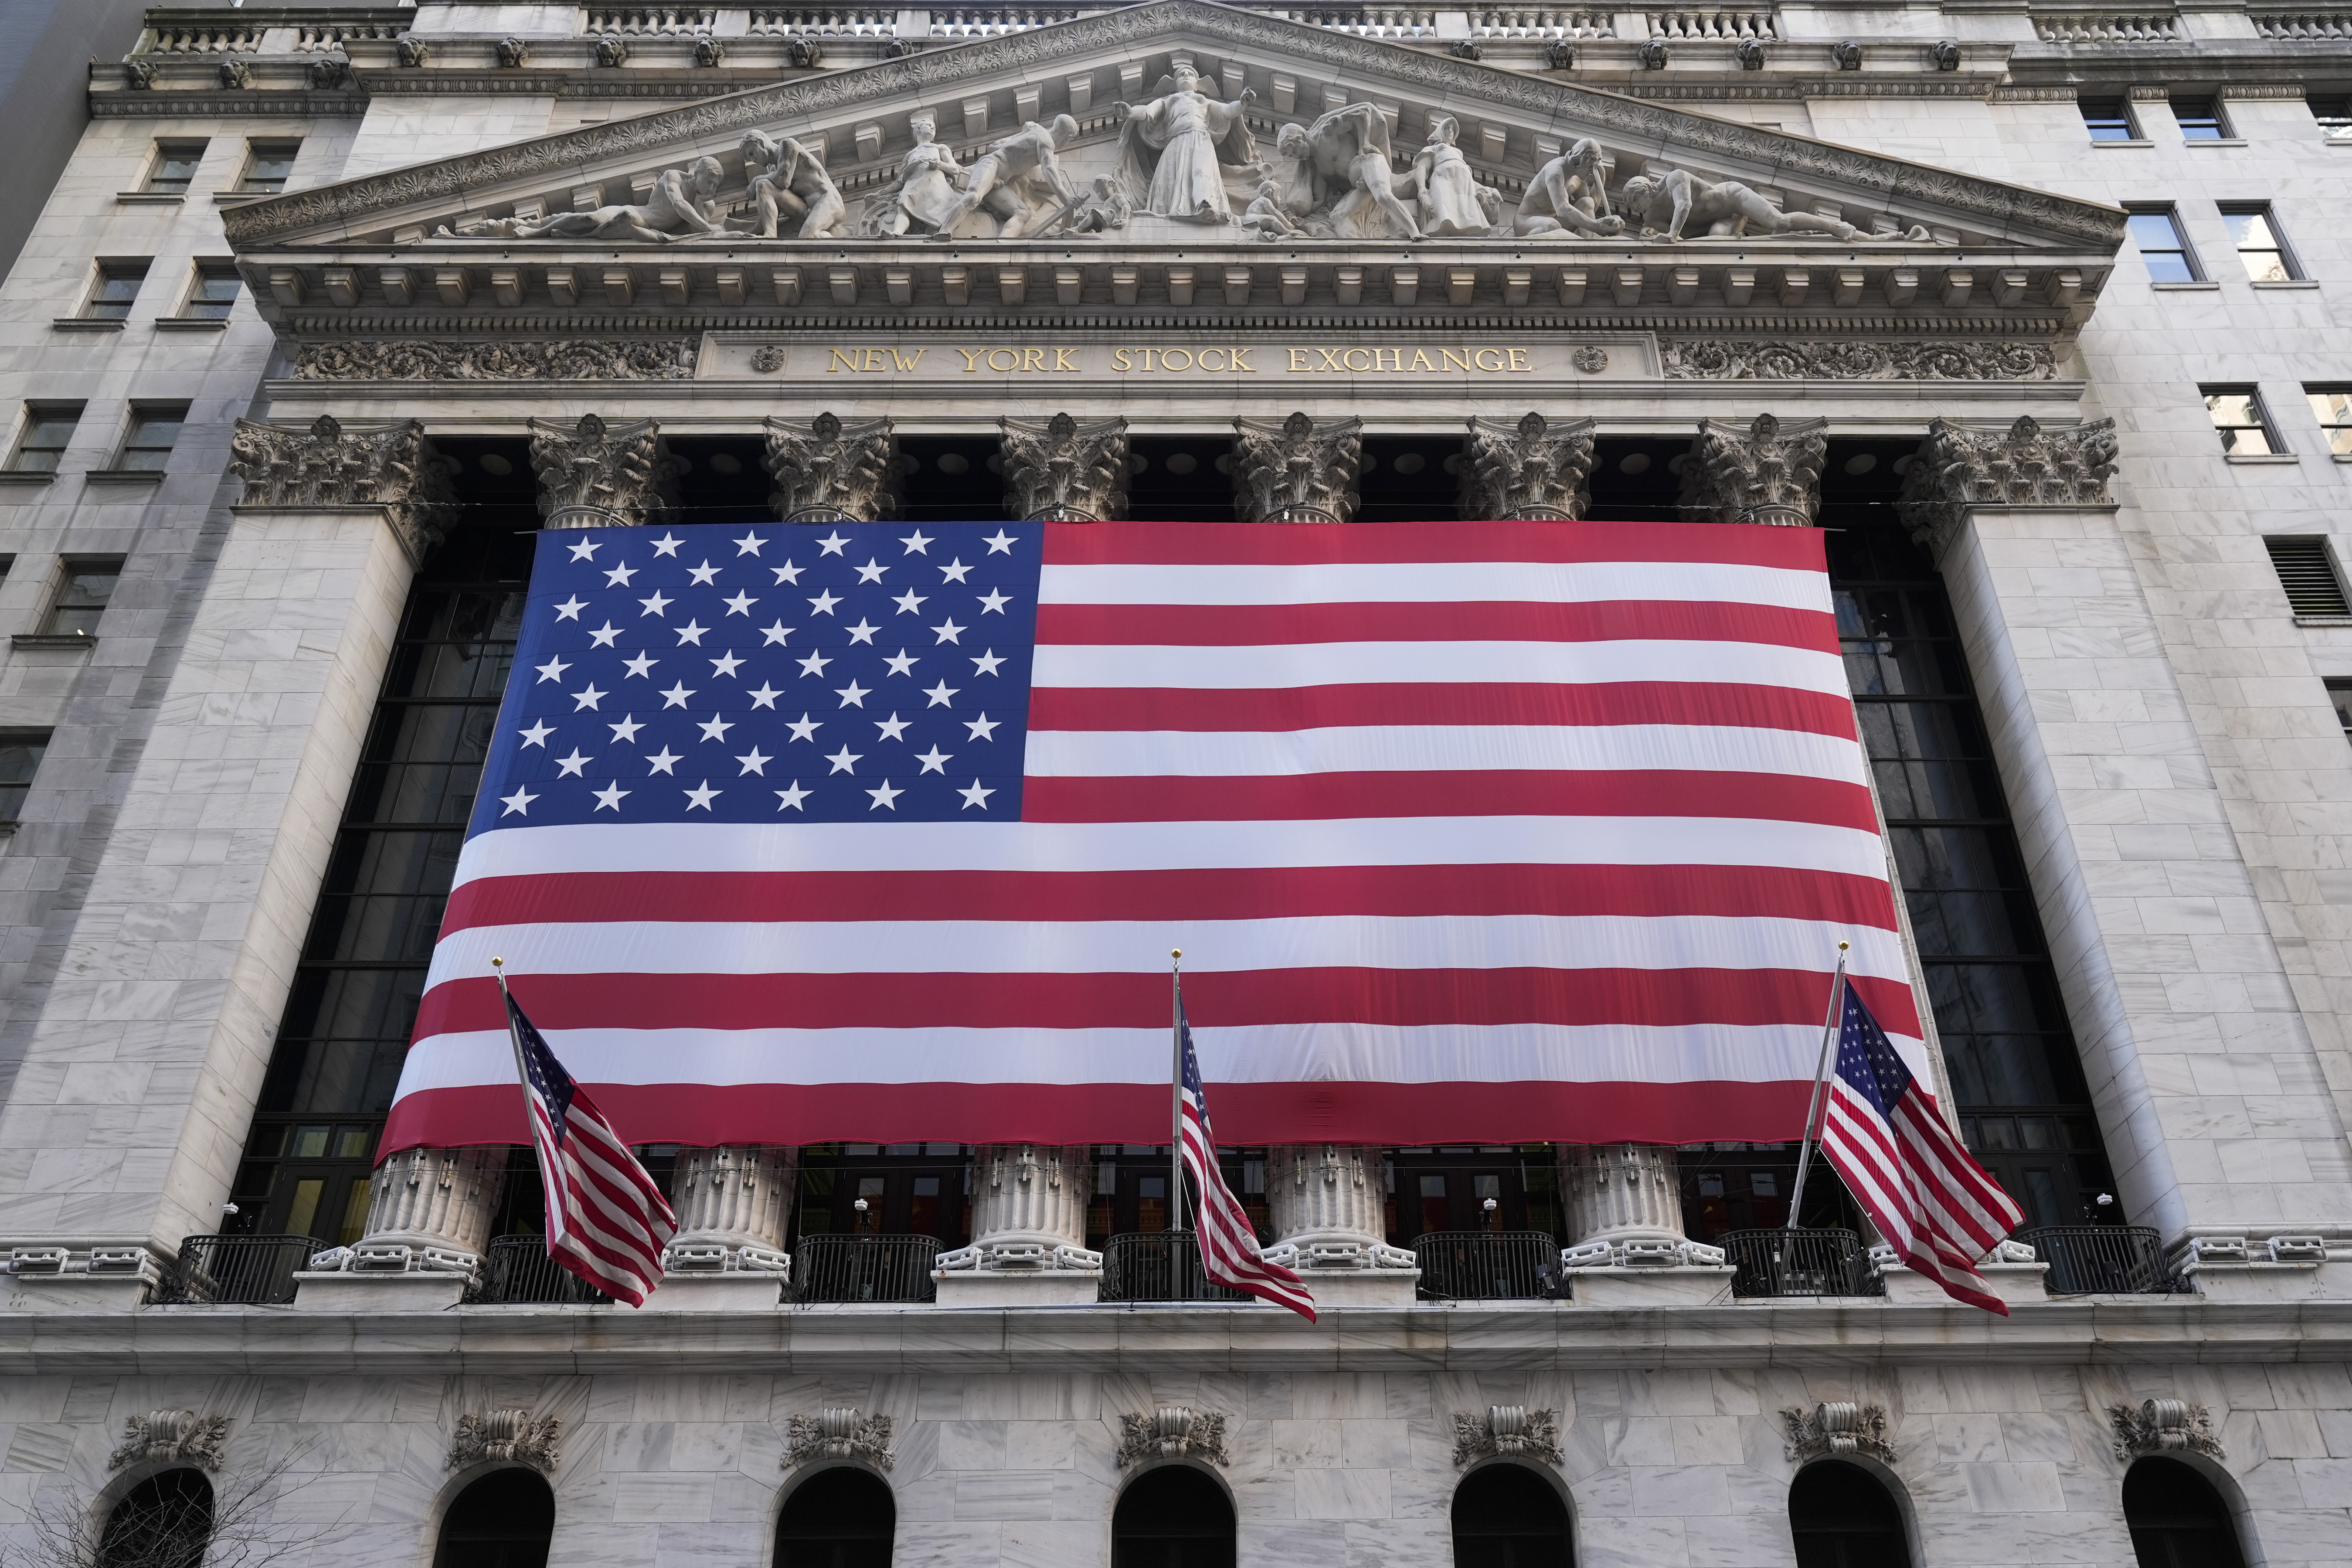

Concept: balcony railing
[[465, 1234, 609, 1305], [2031, 9, 2181, 41], [1646, 7, 1775, 38], [2020, 1226, 2185, 1296], [795, 1233, 940, 1303], [2253, 8, 2352, 36], [1098, 1231, 1253, 1303], [1721, 1228, 1883, 1299], [1413, 1231, 1561, 1300], [156, 1235, 321, 1306], [1470, 7, 1617, 37]]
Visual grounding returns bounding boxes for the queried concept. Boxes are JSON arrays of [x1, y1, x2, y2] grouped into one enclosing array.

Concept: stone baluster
[[1263, 1145, 1417, 1301], [999, 413, 1129, 521], [764, 411, 898, 523], [1458, 412, 1598, 521], [663, 1145, 796, 1274], [1556, 1144, 1709, 1268], [1232, 412, 1362, 524], [336, 1146, 507, 1275], [1678, 412, 1828, 527], [527, 412, 673, 528]]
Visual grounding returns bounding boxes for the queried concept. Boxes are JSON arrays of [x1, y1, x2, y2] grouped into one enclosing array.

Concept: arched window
[[100, 1469, 212, 1568], [434, 1469, 554, 1568], [1112, 1466, 1234, 1568], [1789, 1460, 1911, 1568], [775, 1467, 895, 1568], [1452, 1463, 1572, 1568], [2124, 1457, 2247, 1568]]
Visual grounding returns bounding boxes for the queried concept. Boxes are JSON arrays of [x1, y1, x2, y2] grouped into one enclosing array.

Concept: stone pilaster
[[528, 413, 673, 528], [1263, 1145, 1416, 1280], [763, 412, 898, 523], [1232, 413, 1362, 524], [664, 1145, 796, 1272], [1896, 415, 2119, 558], [1679, 412, 1827, 527], [330, 1146, 506, 1273], [1458, 413, 1597, 521], [999, 413, 1129, 521]]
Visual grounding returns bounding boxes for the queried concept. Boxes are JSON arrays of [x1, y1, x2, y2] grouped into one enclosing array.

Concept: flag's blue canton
[[1833, 983, 1913, 1120], [507, 991, 576, 1143], [1178, 999, 1206, 1112], [470, 521, 1044, 833]]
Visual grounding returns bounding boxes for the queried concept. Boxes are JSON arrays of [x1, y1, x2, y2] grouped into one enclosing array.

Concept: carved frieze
[[1781, 1403, 1895, 1464], [2110, 1399, 2223, 1463], [1452, 1407, 1563, 1467], [1460, 413, 1596, 521], [450, 1410, 561, 1473], [529, 414, 673, 528], [1659, 340, 2057, 381], [291, 339, 698, 382], [1895, 414, 2119, 556], [1234, 412, 1361, 524], [1000, 414, 1130, 521], [1681, 412, 1827, 527], [110, 1411, 231, 1473], [764, 413, 898, 523], [1117, 1408, 1230, 1468], [786, 1409, 895, 1470], [229, 415, 455, 559]]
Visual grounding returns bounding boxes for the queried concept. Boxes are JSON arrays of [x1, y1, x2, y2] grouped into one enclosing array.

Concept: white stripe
[[1039, 559, 1832, 611], [1031, 639, 1846, 694], [1022, 724, 1868, 783]]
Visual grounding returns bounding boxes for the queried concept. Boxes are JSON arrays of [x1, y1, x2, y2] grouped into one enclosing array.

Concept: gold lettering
[[1019, 347, 1046, 372], [890, 347, 927, 372], [1140, 348, 1159, 371], [956, 347, 984, 373], [1289, 348, 1311, 372], [827, 347, 859, 374], [1507, 347, 1530, 372], [1316, 347, 1347, 372], [1474, 348, 1506, 372], [1342, 347, 1374, 372], [1113, 347, 1133, 372], [1440, 348, 1472, 373], [1409, 349, 1435, 373], [1164, 348, 1193, 372], [1200, 347, 1225, 372], [1230, 347, 1254, 373], [987, 347, 1019, 372], [1055, 347, 1080, 372], [1375, 347, 1401, 372]]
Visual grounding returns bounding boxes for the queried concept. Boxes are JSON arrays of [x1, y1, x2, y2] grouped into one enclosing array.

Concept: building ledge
[[153, 317, 230, 331], [2253, 279, 2321, 289], [2151, 281, 2221, 290], [10, 634, 93, 651], [2090, 139, 2155, 149], [80, 469, 164, 483], [114, 192, 186, 205], [2182, 138, 2251, 148], [0, 473, 56, 486], [2226, 452, 2300, 464], [2294, 615, 2352, 628], [50, 319, 125, 333]]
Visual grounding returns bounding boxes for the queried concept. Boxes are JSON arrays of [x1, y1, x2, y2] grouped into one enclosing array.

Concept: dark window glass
[[2123, 1458, 2247, 1568], [2327, 679, 2352, 740], [1113, 1466, 1234, 1568], [101, 1469, 213, 1568], [85, 262, 149, 320], [2125, 210, 2198, 282], [2220, 206, 2296, 282], [117, 406, 185, 472], [0, 731, 50, 821], [1452, 1463, 1572, 1568], [2172, 95, 2226, 139], [2264, 537, 2352, 616], [9, 403, 81, 472], [2311, 93, 2352, 142], [435, 1469, 553, 1568], [144, 141, 207, 194], [1790, 1462, 1910, 1568], [239, 140, 302, 194], [775, 1467, 895, 1568], [2080, 96, 2135, 140], [184, 264, 242, 320], [2202, 388, 2276, 455], [45, 560, 120, 636]]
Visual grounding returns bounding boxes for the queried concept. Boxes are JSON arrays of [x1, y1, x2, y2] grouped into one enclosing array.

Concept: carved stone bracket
[[529, 414, 674, 528], [764, 413, 898, 524], [229, 415, 455, 561], [1681, 413, 1827, 527], [1452, 1407, 1562, 1467], [1117, 1408, 1230, 1469], [1781, 1403, 1895, 1465], [109, 1411, 231, 1473], [1460, 413, 1596, 521], [450, 1410, 562, 1473], [786, 1409, 895, 1470], [2111, 1399, 2223, 1463], [1234, 413, 1361, 524], [1896, 415, 2120, 558], [1000, 414, 1130, 522]]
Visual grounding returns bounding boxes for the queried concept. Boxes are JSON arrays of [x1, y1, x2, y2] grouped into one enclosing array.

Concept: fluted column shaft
[[350, 1147, 508, 1271], [1265, 1145, 1414, 1270], [665, 1145, 796, 1272], [950, 1144, 1097, 1270], [1557, 1144, 1691, 1265]]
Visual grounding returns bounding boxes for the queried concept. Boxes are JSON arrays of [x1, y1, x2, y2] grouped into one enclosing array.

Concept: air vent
[[2266, 536, 2352, 617]]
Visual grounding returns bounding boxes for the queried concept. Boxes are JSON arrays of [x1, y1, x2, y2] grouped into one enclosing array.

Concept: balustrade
[[2031, 10, 2181, 40]]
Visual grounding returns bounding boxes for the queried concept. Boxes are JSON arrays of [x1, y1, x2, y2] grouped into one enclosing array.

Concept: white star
[[816, 531, 850, 556], [846, 619, 880, 645], [723, 592, 758, 617], [554, 596, 587, 621], [900, 530, 933, 554], [604, 562, 639, 587], [932, 619, 966, 645], [971, 650, 1006, 676], [761, 621, 792, 646], [683, 780, 720, 811], [500, 785, 537, 816], [687, 560, 721, 587], [555, 748, 590, 778], [883, 649, 918, 677], [825, 745, 862, 774], [651, 533, 683, 558], [922, 680, 959, 708], [568, 538, 601, 562], [639, 591, 672, 617], [736, 748, 772, 776], [535, 656, 571, 684], [867, 780, 903, 810], [807, 590, 841, 616], [797, 651, 832, 678], [660, 682, 695, 708], [855, 558, 888, 584], [734, 531, 767, 556], [622, 652, 658, 679], [977, 589, 1012, 615], [675, 621, 708, 646], [965, 713, 1001, 741], [939, 558, 973, 584], [588, 621, 621, 648], [835, 680, 870, 708], [958, 779, 996, 810], [748, 683, 783, 710], [518, 721, 555, 749], [608, 715, 644, 743], [916, 745, 952, 774], [710, 653, 744, 678], [892, 589, 928, 615], [571, 684, 607, 711], [984, 530, 1017, 554], [875, 712, 911, 741], [785, 713, 821, 742], [646, 747, 682, 775], [593, 782, 630, 812], [775, 781, 810, 811], [698, 715, 735, 743], [772, 561, 804, 585]]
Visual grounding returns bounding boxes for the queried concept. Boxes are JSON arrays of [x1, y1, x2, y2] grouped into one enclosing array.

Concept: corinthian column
[[764, 412, 898, 523], [1678, 412, 1827, 527], [1263, 1145, 1417, 1304], [999, 413, 1128, 521], [1459, 413, 1597, 521], [664, 1145, 796, 1272], [934, 1145, 1100, 1306], [528, 413, 673, 528], [1233, 412, 1362, 524]]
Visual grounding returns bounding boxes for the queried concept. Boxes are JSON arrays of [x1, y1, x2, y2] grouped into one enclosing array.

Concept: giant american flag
[[382, 517, 1924, 1153]]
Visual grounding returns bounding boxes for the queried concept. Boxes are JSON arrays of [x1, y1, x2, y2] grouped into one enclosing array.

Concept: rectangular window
[[2080, 96, 2136, 141], [2125, 207, 2199, 282], [2220, 204, 2299, 282], [7, 403, 81, 473], [143, 139, 207, 194], [0, 732, 48, 823], [2327, 679, 2352, 740], [238, 140, 302, 195], [2172, 95, 2228, 139], [2267, 537, 2352, 616], [44, 558, 122, 637], [115, 405, 186, 473], [83, 261, 150, 321], [2307, 387, 2352, 456], [183, 262, 242, 321], [2311, 93, 2352, 143], [2203, 386, 2279, 455]]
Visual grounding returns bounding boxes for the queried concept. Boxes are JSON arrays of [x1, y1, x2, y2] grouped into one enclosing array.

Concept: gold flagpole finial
[[491, 956, 505, 969], [1838, 941, 1849, 952], [1171, 948, 1182, 959]]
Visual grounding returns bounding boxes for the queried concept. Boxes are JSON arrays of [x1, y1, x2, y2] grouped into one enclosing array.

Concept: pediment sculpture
[[1112, 62, 1260, 225]]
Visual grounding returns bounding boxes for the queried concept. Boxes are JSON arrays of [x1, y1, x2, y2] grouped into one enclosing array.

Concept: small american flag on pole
[[1177, 985, 1315, 1321], [499, 965, 677, 1306], [1817, 978, 2024, 1313]]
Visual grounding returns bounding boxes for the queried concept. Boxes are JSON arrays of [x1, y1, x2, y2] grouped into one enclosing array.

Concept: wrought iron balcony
[[1098, 1231, 1252, 1303], [795, 1232, 940, 1303], [466, 1233, 609, 1304], [155, 1234, 320, 1305], [1412, 1230, 1562, 1300], [1720, 1228, 1883, 1299], [2019, 1225, 2185, 1296]]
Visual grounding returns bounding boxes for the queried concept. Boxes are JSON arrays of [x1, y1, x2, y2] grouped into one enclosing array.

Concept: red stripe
[[1027, 681, 1859, 738], [440, 864, 1903, 935], [1043, 518, 1829, 571], [1034, 599, 1837, 652], [1020, 770, 1879, 829], [416, 967, 1926, 1039]]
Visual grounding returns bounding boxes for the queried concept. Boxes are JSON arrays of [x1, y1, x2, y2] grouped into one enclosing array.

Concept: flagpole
[[490, 956, 530, 1093], [1784, 942, 1849, 1231], [1169, 949, 1185, 1235]]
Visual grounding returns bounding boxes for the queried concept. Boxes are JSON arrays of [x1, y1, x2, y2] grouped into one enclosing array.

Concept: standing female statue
[[1400, 116, 1495, 236], [1111, 62, 1258, 224], [858, 113, 970, 237]]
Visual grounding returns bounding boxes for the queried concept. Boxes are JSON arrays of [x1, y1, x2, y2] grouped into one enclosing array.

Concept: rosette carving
[[1234, 412, 1361, 525], [764, 413, 898, 523], [1460, 413, 1596, 522], [999, 413, 1129, 522]]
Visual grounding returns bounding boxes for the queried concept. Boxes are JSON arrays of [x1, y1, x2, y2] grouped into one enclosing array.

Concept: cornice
[[271, 313, 2072, 337], [94, 88, 366, 119]]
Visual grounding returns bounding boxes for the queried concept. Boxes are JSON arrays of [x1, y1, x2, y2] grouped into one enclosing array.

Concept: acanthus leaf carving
[[1116, 1407, 1230, 1468], [1780, 1402, 1895, 1464], [764, 412, 898, 523], [1461, 412, 1596, 521], [229, 415, 455, 560], [1660, 339, 2056, 382], [2109, 1399, 2223, 1463], [1895, 414, 2119, 557], [1452, 1406, 1563, 1467], [529, 413, 675, 528], [292, 339, 698, 383], [449, 1410, 561, 1473], [1000, 413, 1129, 521], [1681, 412, 1827, 527], [785, 1408, 895, 1470], [1234, 412, 1360, 524], [110, 1411, 231, 1473]]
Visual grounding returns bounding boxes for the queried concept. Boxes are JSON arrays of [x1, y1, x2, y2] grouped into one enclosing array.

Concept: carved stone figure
[[1896, 414, 2118, 554], [529, 413, 673, 527], [1511, 139, 1624, 238], [1402, 115, 1500, 237], [1111, 62, 1258, 223], [1680, 412, 1828, 527], [737, 130, 846, 239], [1735, 37, 1766, 68], [1781, 1403, 1895, 1463], [1117, 1408, 1230, 1468], [395, 33, 428, 67], [786, 1409, 895, 1469], [439, 157, 726, 243], [860, 114, 972, 238], [1239, 178, 1305, 239], [450, 1410, 561, 1472], [595, 33, 629, 67], [1000, 413, 1129, 521], [1234, 412, 1362, 524], [1301, 102, 1421, 241], [124, 59, 158, 90], [1060, 177, 1134, 236], [309, 51, 351, 89], [764, 412, 898, 523], [110, 1412, 231, 1473], [1545, 38, 1575, 68], [1930, 37, 1961, 69], [929, 116, 1083, 241], [1453, 1407, 1562, 1467], [787, 35, 822, 68], [1638, 38, 1669, 68], [1262, 122, 1322, 226], [496, 37, 529, 68], [1832, 39, 1863, 69], [229, 415, 455, 559], [1460, 413, 1597, 521], [2110, 1399, 2223, 1462], [218, 59, 251, 89], [698, 34, 730, 67], [1619, 168, 1859, 242]]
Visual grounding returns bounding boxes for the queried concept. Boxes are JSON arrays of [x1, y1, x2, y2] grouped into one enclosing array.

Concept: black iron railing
[[1098, 1231, 1251, 1303], [2020, 1225, 2184, 1296], [465, 1234, 608, 1305], [1721, 1228, 1883, 1299], [156, 1234, 322, 1305], [1413, 1231, 1560, 1300], [795, 1233, 939, 1303]]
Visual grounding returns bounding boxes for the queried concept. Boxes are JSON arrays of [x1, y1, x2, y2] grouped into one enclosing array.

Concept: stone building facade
[[0, 2, 2349, 1565]]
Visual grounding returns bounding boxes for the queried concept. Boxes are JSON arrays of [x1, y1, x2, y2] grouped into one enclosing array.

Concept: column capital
[[1460, 413, 1597, 522], [528, 413, 674, 529], [1897, 415, 2121, 558], [764, 412, 899, 524], [227, 415, 454, 562], [1679, 412, 1827, 528], [1233, 412, 1362, 524], [999, 412, 1130, 522]]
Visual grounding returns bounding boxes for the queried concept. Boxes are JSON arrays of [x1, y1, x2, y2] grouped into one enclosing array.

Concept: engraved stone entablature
[[786, 1409, 895, 1470], [1234, 413, 1360, 525], [1460, 413, 1597, 521], [1681, 412, 1827, 527], [1000, 414, 1130, 521], [1117, 1408, 1230, 1468], [1896, 415, 2120, 556], [1781, 1403, 1895, 1464], [109, 1411, 231, 1473], [1453, 1407, 1563, 1467], [1658, 341, 2058, 381], [530, 414, 675, 529], [291, 340, 697, 382], [228, 415, 455, 559], [764, 413, 898, 523], [2110, 1400, 2224, 1463], [450, 1410, 562, 1473]]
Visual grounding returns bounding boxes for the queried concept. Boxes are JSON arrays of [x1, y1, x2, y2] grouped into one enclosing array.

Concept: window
[[83, 261, 150, 321], [774, 1468, 895, 1568], [2125, 208, 2200, 282], [433, 1469, 553, 1568], [2327, 679, 2352, 740], [1790, 1462, 1911, 1568], [2311, 93, 2352, 143], [2306, 387, 2352, 455], [2080, 96, 2136, 141], [116, 404, 186, 472], [45, 559, 121, 636], [1453, 1464, 1573, 1568], [2264, 537, 2352, 617], [0, 733, 50, 823], [2220, 204, 2298, 282], [182, 263, 242, 321], [7, 403, 81, 473], [1112, 1466, 1233, 1568], [2122, 1457, 2247, 1568], [238, 140, 302, 195], [2172, 95, 2228, 139], [2202, 387, 2278, 455], [143, 140, 207, 195], [99, 1470, 213, 1568]]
